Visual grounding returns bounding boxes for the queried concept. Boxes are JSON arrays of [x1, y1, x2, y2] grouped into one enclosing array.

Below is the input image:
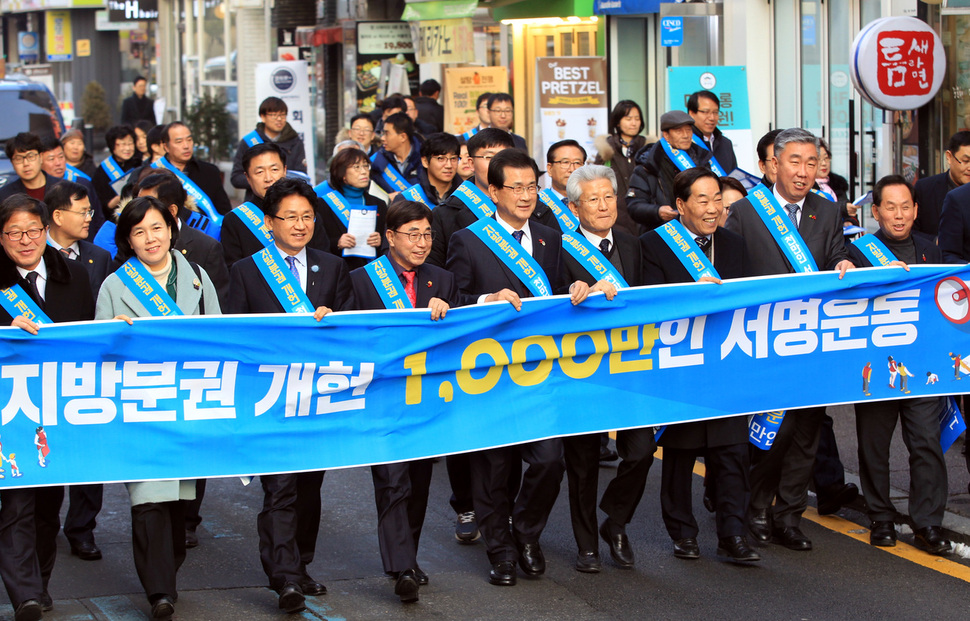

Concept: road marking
[[303, 598, 347, 620], [88, 596, 144, 621]]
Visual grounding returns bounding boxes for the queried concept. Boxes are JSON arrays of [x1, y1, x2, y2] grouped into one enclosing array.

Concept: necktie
[[599, 238, 613, 258], [59, 247, 74, 260], [402, 270, 417, 306], [786, 203, 799, 227], [512, 230, 524, 244], [285, 255, 300, 282], [24, 271, 45, 309], [695, 236, 711, 258]]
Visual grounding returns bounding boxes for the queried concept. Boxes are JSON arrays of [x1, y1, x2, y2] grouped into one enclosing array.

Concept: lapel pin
[[539, 238, 546, 246], [311, 265, 319, 273], [427, 281, 432, 287], [88, 259, 93, 264], [808, 214, 817, 220], [181, 249, 188, 254], [193, 278, 201, 290]]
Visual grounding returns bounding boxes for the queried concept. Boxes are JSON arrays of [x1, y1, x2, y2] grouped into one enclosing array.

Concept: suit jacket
[[562, 229, 643, 287], [692, 126, 737, 173], [414, 96, 444, 133], [446, 218, 568, 306], [222, 194, 334, 269], [0, 245, 94, 324], [228, 246, 354, 315], [724, 188, 847, 276], [0, 172, 63, 203], [511, 133, 527, 151], [350, 260, 460, 310], [316, 189, 387, 271], [428, 190, 482, 268], [640, 226, 745, 284], [627, 141, 714, 231], [163, 156, 233, 216], [75, 239, 112, 301], [937, 180, 970, 264], [531, 192, 567, 233], [847, 229, 942, 267], [913, 171, 953, 238], [639, 226, 748, 449], [174, 223, 230, 308]]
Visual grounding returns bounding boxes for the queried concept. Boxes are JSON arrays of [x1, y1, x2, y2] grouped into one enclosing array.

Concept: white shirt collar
[[772, 185, 806, 210], [16, 256, 47, 282], [494, 212, 533, 255], [46, 237, 80, 258], [579, 224, 613, 248]]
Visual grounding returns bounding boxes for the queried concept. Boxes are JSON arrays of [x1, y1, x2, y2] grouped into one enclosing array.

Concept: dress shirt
[[579, 225, 614, 251], [276, 244, 308, 292], [16, 257, 48, 299], [47, 237, 80, 259], [772, 185, 806, 227]]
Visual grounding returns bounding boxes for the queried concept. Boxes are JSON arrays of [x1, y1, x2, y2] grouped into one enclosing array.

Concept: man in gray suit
[[725, 128, 853, 551]]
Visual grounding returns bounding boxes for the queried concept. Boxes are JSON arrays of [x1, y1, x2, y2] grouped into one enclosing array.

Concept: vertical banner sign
[[661, 16, 683, 47], [536, 57, 608, 168], [45, 11, 73, 62], [667, 66, 754, 172], [255, 61, 315, 185], [444, 66, 509, 136], [355, 22, 418, 113], [409, 19, 475, 64], [18, 33, 39, 63]]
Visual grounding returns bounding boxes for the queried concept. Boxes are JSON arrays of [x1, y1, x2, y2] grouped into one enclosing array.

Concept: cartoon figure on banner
[[8, 454, 21, 478], [0, 434, 5, 479], [897, 361, 912, 394], [927, 371, 939, 385], [888, 355, 898, 388], [948, 352, 970, 379], [862, 362, 872, 396], [35, 426, 49, 468]]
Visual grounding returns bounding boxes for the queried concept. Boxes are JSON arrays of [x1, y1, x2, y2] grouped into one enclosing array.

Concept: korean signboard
[[356, 21, 418, 113], [45, 11, 72, 62], [443, 66, 508, 136], [409, 18, 475, 64]]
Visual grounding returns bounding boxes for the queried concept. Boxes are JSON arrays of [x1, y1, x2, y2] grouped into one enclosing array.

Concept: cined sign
[[108, 0, 160, 22]]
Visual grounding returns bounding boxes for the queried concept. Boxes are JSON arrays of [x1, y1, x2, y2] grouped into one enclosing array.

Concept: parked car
[[0, 78, 66, 188]]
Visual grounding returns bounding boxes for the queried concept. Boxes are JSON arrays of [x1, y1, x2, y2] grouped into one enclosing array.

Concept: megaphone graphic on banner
[[936, 277, 970, 324]]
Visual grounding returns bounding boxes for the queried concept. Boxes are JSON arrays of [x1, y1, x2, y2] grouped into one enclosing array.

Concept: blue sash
[[64, 164, 91, 182], [655, 220, 721, 281], [461, 126, 480, 141], [749, 410, 785, 450], [320, 191, 351, 228], [660, 138, 696, 172], [362, 256, 413, 310], [401, 183, 431, 206], [242, 130, 264, 148], [183, 211, 221, 241], [232, 202, 274, 247], [467, 219, 552, 297], [940, 396, 967, 453], [851, 234, 895, 267], [453, 181, 495, 220], [747, 184, 818, 273], [0, 284, 52, 324], [99, 155, 128, 183], [252, 246, 314, 314], [116, 258, 184, 317], [538, 189, 579, 232], [369, 153, 410, 192], [690, 134, 727, 176], [312, 180, 332, 199], [810, 187, 836, 202], [560, 232, 628, 288], [152, 158, 223, 229]]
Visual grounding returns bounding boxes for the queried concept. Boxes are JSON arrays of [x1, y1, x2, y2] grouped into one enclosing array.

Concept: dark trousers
[[131, 501, 186, 602], [563, 428, 655, 552], [257, 471, 324, 590], [749, 407, 825, 528], [64, 484, 103, 546], [855, 398, 947, 528], [470, 439, 564, 564], [0, 486, 63, 609], [661, 443, 747, 540], [447, 452, 520, 515], [812, 414, 846, 493], [182, 479, 206, 532], [371, 459, 433, 573]]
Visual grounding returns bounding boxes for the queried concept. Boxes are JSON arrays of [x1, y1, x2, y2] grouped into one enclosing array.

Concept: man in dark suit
[[536, 140, 586, 232], [688, 90, 738, 173], [228, 178, 353, 614], [350, 200, 459, 603], [847, 175, 950, 556], [39, 136, 106, 239], [556, 164, 654, 573], [0, 194, 95, 621], [641, 168, 758, 564], [725, 128, 853, 551], [914, 131, 970, 238], [0, 133, 65, 204], [414, 79, 444, 133], [486, 93, 527, 151], [446, 149, 592, 586], [222, 143, 289, 267], [159, 122, 233, 216]]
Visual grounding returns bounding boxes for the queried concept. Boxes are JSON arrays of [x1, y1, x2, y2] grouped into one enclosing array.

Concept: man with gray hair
[[725, 127, 853, 552], [560, 163, 653, 573]]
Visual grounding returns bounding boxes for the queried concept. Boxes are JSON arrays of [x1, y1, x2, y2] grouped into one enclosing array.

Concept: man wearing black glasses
[[0, 133, 65, 203]]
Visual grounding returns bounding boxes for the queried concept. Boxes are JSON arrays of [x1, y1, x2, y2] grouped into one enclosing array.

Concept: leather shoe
[[185, 529, 199, 549], [869, 521, 896, 547], [599, 446, 618, 461], [517, 541, 546, 576], [151, 595, 175, 620], [300, 575, 327, 596], [394, 569, 419, 603], [702, 491, 715, 513], [914, 526, 951, 556], [489, 561, 516, 586], [70, 540, 102, 561], [39, 591, 53, 612], [278, 583, 306, 613], [13, 600, 42, 621], [772, 526, 812, 551], [599, 520, 635, 568], [575, 550, 601, 573], [817, 483, 859, 515], [717, 536, 761, 563], [673, 537, 700, 560], [414, 566, 429, 586], [748, 508, 771, 543]]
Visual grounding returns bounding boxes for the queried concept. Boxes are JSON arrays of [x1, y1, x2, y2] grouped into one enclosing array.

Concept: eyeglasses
[[469, 154, 494, 161], [62, 209, 95, 218], [273, 214, 316, 225], [44, 152, 66, 163], [955, 157, 970, 166], [579, 194, 617, 208], [695, 108, 719, 116], [431, 155, 459, 165], [348, 163, 370, 172], [350, 125, 374, 134], [489, 108, 513, 115], [551, 159, 583, 169], [502, 184, 538, 196], [2, 227, 45, 241], [264, 112, 287, 120], [392, 230, 434, 243], [11, 152, 39, 165]]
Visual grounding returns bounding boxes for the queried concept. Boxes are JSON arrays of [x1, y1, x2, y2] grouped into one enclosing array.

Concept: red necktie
[[403, 270, 416, 306]]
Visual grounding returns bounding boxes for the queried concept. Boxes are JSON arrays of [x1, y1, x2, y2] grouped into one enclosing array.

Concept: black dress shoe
[[772, 526, 812, 551], [914, 526, 951, 556], [717, 536, 761, 563], [278, 583, 306, 613], [817, 483, 859, 515], [869, 521, 896, 547], [747, 508, 771, 543], [151, 595, 175, 620], [394, 569, 420, 603], [599, 520, 635, 568], [575, 550, 601, 573], [489, 561, 516, 586], [599, 446, 619, 462], [517, 542, 546, 576], [70, 540, 102, 561], [39, 591, 53, 612], [414, 566, 429, 586], [13, 600, 42, 621], [300, 575, 327, 596], [702, 491, 715, 514], [185, 529, 199, 549], [673, 537, 700, 560]]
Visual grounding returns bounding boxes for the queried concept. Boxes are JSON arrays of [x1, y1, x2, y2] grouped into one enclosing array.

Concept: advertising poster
[[536, 57, 608, 168], [45, 11, 73, 62], [18, 32, 40, 63], [356, 21, 418, 113], [443, 66, 508, 136], [255, 61, 315, 184]]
